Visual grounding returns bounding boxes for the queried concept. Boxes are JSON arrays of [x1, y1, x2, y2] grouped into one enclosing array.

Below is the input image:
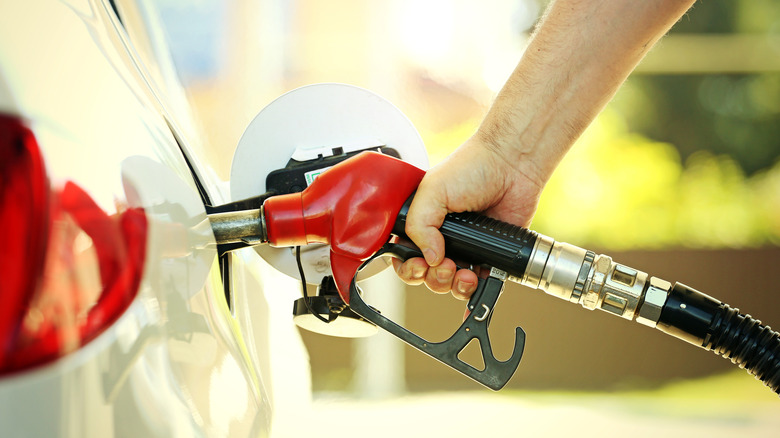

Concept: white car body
[[0, 0, 310, 436]]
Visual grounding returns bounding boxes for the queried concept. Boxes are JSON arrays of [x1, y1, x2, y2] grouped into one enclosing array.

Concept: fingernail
[[411, 265, 426, 280], [436, 268, 452, 283], [457, 280, 474, 295], [423, 248, 438, 266]]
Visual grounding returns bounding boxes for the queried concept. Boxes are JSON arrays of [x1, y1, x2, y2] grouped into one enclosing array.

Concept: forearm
[[479, 0, 696, 184]]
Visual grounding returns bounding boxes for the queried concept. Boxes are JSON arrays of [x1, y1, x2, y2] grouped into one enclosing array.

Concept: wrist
[[473, 112, 558, 188]]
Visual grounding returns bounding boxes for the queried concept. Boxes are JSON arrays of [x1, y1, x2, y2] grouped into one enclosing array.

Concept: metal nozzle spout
[[208, 206, 268, 246]]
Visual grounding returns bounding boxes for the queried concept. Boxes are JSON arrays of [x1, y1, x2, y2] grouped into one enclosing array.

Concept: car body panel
[[0, 0, 291, 435]]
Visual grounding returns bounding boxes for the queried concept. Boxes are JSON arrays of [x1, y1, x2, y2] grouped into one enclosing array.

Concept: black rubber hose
[[656, 283, 780, 394], [707, 306, 780, 393]]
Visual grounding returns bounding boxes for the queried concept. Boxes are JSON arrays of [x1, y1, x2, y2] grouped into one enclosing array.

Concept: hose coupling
[[518, 233, 671, 324]]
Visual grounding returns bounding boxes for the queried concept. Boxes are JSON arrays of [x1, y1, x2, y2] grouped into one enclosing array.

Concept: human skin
[[394, 0, 697, 299]]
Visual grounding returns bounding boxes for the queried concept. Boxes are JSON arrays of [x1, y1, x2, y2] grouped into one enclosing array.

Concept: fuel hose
[[393, 195, 780, 395]]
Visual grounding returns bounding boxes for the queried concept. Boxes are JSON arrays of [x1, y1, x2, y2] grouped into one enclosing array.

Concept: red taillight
[[0, 115, 148, 375], [0, 114, 50, 369]]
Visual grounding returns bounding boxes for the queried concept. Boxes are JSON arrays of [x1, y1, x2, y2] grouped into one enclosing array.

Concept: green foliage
[[616, 74, 780, 176], [419, 109, 780, 249], [618, 0, 780, 176], [420, 0, 780, 249], [532, 110, 780, 249]]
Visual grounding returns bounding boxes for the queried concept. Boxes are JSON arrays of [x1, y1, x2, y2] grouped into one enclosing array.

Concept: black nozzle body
[[393, 195, 538, 278]]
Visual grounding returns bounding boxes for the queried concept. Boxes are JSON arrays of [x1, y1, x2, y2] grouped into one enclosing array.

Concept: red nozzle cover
[[263, 151, 424, 302], [264, 193, 307, 247]]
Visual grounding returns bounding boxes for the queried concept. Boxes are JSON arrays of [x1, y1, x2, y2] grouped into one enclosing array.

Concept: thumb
[[404, 190, 447, 267]]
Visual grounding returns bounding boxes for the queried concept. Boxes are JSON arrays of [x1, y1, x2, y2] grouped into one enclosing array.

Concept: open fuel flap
[[228, 83, 428, 337]]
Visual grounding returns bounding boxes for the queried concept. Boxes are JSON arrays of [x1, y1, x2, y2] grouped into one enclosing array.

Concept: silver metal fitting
[[208, 206, 268, 245], [519, 234, 588, 303], [517, 234, 671, 322], [636, 277, 671, 328], [516, 234, 553, 288], [581, 254, 649, 320], [489, 267, 508, 281]]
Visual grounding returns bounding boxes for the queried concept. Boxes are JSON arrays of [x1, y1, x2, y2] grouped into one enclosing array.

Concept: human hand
[[391, 0, 697, 302], [393, 134, 545, 300]]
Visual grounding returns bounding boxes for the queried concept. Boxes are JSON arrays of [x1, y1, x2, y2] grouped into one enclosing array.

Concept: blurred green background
[[155, 0, 780, 253], [420, 0, 780, 250]]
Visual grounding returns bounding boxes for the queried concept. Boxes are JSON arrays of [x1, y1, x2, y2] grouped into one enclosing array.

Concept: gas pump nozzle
[[210, 151, 527, 389], [208, 152, 667, 390], [210, 151, 780, 394]]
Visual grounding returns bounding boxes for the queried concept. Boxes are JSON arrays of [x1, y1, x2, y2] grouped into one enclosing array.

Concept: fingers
[[396, 137, 543, 299], [393, 257, 479, 300], [424, 258, 457, 293], [451, 268, 478, 300], [392, 257, 427, 286]]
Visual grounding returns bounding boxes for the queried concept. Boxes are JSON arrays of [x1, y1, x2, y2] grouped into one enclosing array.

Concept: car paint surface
[[0, 0, 311, 436]]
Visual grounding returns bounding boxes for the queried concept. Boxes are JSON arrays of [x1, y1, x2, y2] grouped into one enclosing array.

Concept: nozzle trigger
[[348, 255, 525, 390]]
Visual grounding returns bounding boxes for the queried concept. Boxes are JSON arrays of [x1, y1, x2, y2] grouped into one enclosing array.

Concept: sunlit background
[[153, 0, 779, 436], [156, 0, 780, 249]]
